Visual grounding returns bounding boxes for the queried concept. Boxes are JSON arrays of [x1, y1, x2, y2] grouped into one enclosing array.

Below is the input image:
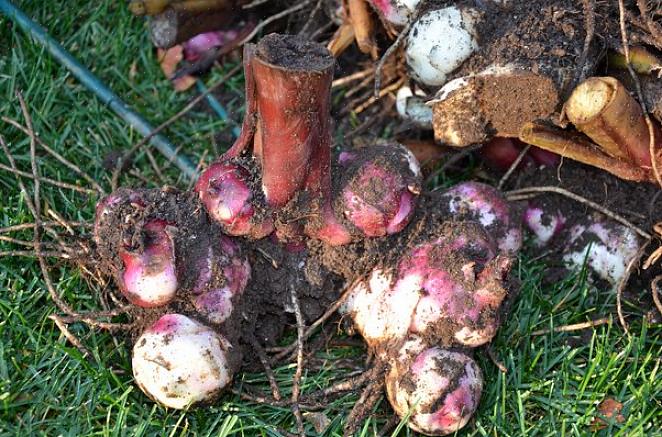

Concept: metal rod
[[0, 0, 198, 179]]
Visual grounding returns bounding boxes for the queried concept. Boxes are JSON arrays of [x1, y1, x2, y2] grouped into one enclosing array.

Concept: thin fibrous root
[[248, 334, 282, 401], [374, 19, 412, 98], [49, 314, 92, 357], [230, 387, 326, 411], [302, 366, 375, 401], [343, 367, 386, 437], [530, 317, 612, 336], [616, 242, 651, 334], [290, 286, 306, 437], [2, 116, 105, 194], [650, 275, 662, 318], [273, 279, 361, 362]]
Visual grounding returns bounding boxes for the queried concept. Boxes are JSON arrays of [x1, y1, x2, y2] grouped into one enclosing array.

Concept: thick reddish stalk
[[226, 34, 335, 208]]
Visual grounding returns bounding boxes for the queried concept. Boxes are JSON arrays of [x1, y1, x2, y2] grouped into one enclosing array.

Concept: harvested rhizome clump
[[84, 34, 523, 435]]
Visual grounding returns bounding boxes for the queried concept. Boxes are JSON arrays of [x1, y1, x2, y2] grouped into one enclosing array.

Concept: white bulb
[[405, 7, 480, 87], [132, 314, 233, 409], [396, 86, 433, 128]]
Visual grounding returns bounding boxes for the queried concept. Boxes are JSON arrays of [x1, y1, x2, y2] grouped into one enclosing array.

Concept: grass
[[0, 1, 661, 435]]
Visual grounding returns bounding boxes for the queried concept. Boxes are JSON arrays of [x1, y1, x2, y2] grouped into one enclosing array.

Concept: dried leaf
[[157, 46, 195, 92], [591, 397, 625, 430]]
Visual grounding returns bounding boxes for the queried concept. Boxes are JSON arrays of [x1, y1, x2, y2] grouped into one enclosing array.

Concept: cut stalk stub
[[564, 76, 658, 168], [431, 66, 559, 147], [197, 34, 343, 242]]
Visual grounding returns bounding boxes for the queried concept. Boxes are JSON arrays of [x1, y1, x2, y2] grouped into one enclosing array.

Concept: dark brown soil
[[256, 33, 334, 72]]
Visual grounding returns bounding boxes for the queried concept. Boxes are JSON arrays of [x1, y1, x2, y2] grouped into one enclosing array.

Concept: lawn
[[0, 1, 660, 436]]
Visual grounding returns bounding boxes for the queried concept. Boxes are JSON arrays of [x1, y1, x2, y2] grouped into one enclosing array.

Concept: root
[[248, 334, 282, 401], [530, 317, 612, 336], [290, 286, 306, 437], [272, 279, 361, 362], [616, 242, 651, 334], [486, 345, 507, 373], [2, 117, 105, 194], [497, 144, 531, 190], [651, 275, 662, 317], [636, 0, 662, 47], [303, 366, 376, 401], [1, 98, 131, 339], [342, 364, 386, 437], [374, 20, 412, 98], [50, 314, 92, 357]]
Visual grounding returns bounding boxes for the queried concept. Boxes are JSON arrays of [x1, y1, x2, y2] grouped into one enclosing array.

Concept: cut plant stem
[[564, 76, 661, 168], [226, 34, 335, 208], [519, 122, 650, 182], [431, 67, 559, 147]]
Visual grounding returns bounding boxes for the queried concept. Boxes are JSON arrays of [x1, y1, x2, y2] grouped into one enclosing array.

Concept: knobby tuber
[[91, 34, 520, 435]]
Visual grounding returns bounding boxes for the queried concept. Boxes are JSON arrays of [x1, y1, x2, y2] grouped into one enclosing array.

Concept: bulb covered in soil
[[132, 314, 234, 409], [336, 144, 422, 238], [523, 203, 566, 247], [562, 218, 641, 285], [385, 339, 483, 436], [368, 0, 422, 26], [342, 222, 512, 348], [437, 182, 522, 255], [191, 235, 251, 324], [119, 219, 178, 308], [94, 189, 144, 245], [195, 161, 274, 239], [405, 7, 480, 87]]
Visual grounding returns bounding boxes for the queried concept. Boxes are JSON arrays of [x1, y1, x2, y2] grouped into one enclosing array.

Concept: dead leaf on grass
[[157, 46, 195, 92], [591, 397, 625, 430]]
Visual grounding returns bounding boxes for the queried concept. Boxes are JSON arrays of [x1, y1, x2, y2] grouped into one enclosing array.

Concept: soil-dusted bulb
[[368, 0, 421, 26], [195, 161, 274, 239], [340, 267, 419, 348], [396, 85, 433, 128], [405, 7, 480, 87], [438, 182, 522, 254], [523, 203, 566, 246], [562, 218, 641, 285], [342, 223, 511, 348], [403, 233, 511, 347], [94, 189, 143, 246], [386, 339, 483, 436], [480, 137, 534, 171], [132, 314, 234, 409], [337, 144, 422, 238], [119, 219, 178, 308], [191, 235, 251, 324]]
